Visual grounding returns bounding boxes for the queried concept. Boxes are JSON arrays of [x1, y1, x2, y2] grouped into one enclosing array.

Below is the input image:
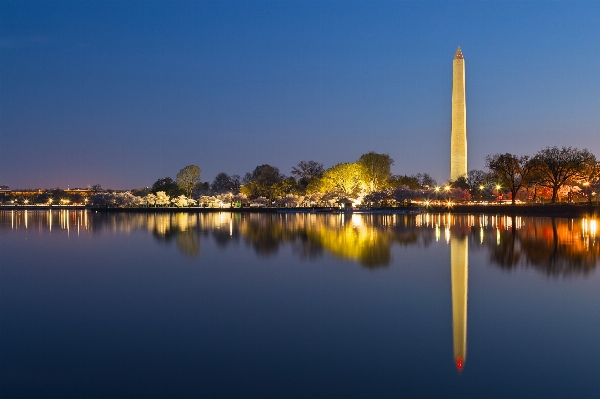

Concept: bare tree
[[291, 161, 324, 187], [211, 173, 241, 193], [486, 153, 533, 205], [529, 147, 596, 203]]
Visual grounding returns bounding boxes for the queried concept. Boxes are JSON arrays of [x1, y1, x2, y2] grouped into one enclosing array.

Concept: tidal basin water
[[1, 210, 599, 398]]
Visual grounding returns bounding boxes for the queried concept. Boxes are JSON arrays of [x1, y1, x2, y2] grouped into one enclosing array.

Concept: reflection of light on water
[[445, 226, 450, 244], [582, 219, 598, 249], [351, 214, 363, 229], [435, 224, 440, 242], [480, 227, 484, 244], [25, 210, 28, 229], [218, 212, 229, 227], [230, 219, 233, 236], [496, 229, 500, 245], [155, 215, 168, 236], [176, 213, 190, 231]]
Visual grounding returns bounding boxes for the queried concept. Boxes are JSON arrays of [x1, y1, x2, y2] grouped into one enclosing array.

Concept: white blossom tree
[[143, 193, 157, 207], [251, 196, 269, 207], [171, 195, 197, 207], [232, 193, 249, 207], [274, 194, 302, 207], [155, 191, 171, 207]]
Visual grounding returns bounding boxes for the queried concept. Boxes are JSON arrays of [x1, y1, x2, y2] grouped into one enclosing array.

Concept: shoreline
[[1, 204, 598, 217]]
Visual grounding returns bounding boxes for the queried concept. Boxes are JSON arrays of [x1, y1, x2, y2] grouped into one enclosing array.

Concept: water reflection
[[485, 216, 599, 276], [451, 234, 468, 372], [3, 210, 600, 376], [2, 211, 598, 272]]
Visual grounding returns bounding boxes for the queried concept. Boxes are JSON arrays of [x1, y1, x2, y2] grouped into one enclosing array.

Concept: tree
[[242, 164, 284, 201], [151, 177, 180, 197], [415, 173, 437, 188], [318, 162, 365, 197], [529, 147, 597, 203], [143, 193, 157, 207], [451, 176, 470, 190], [155, 191, 171, 207], [578, 160, 600, 205], [466, 169, 488, 196], [392, 186, 420, 204], [91, 184, 102, 192], [364, 189, 393, 207], [211, 173, 241, 193], [486, 153, 533, 205], [172, 195, 197, 208], [357, 152, 394, 193], [389, 175, 420, 189], [272, 177, 300, 199], [291, 161, 324, 188], [244, 164, 284, 185], [176, 165, 201, 197]]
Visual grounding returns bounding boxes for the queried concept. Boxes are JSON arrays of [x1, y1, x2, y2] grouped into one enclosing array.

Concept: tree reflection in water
[[2, 210, 598, 274], [487, 216, 599, 276]]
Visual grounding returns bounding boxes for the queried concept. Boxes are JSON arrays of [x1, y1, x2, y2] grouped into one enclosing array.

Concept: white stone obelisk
[[451, 46, 467, 181]]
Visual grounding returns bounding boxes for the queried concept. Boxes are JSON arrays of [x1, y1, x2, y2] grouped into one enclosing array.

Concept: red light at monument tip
[[456, 357, 463, 371]]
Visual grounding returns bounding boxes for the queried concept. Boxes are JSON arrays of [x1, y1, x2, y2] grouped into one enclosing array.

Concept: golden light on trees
[[176, 165, 202, 198], [319, 162, 365, 197]]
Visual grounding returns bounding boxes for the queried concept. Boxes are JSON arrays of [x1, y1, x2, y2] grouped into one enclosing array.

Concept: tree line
[[89, 146, 598, 208]]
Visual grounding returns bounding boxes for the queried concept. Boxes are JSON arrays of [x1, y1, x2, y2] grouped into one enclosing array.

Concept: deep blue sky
[[1, 1, 599, 189]]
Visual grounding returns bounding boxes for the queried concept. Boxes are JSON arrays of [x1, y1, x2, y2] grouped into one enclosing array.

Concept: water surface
[[1, 210, 599, 398]]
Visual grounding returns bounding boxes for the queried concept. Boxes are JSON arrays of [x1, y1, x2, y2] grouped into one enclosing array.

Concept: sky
[[1, 0, 599, 190]]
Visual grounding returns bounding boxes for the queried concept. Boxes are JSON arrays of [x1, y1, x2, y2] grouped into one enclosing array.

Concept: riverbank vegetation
[[4, 146, 598, 208]]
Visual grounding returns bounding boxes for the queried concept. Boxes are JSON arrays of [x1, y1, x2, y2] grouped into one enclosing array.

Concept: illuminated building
[[451, 46, 467, 181]]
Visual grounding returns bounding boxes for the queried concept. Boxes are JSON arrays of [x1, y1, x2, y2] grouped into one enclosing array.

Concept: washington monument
[[451, 46, 467, 181]]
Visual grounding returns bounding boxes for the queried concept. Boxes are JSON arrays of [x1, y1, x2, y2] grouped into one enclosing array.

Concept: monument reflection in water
[[3, 210, 598, 374], [451, 233, 468, 372]]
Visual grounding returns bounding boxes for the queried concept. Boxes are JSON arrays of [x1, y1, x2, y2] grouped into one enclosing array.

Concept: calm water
[[1, 210, 599, 398]]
